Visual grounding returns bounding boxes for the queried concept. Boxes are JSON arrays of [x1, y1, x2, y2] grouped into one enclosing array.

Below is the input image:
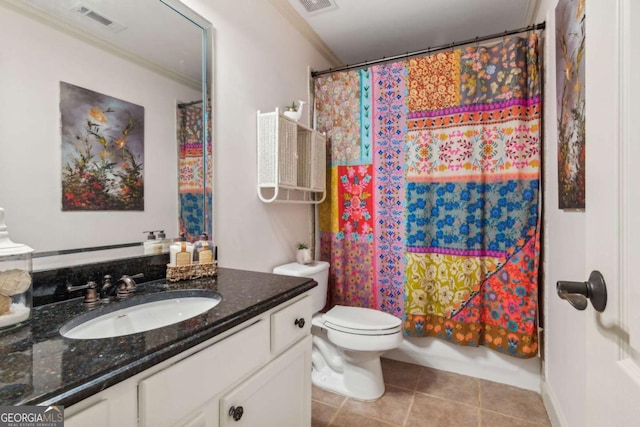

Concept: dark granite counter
[[0, 268, 316, 407]]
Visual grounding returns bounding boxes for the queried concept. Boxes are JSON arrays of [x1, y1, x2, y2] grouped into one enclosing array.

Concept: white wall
[[181, 0, 332, 272], [536, 0, 587, 426], [0, 4, 200, 253]]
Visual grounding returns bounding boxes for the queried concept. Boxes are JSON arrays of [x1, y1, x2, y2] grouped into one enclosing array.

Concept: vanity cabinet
[[257, 109, 326, 204], [65, 294, 313, 427]]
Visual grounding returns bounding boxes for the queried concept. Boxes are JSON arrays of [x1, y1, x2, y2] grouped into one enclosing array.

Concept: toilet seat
[[322, 305, 402, 336]]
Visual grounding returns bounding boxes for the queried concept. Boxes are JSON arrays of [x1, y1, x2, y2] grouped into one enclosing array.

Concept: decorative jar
[[0, 208, 33, 332]]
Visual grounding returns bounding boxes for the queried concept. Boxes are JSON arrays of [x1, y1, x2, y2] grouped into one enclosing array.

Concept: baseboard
[[541, 380, 567, 427], [384, 336, 542, 391]]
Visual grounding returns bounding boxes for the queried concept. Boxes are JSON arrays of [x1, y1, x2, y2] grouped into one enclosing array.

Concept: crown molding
[[268, 0, 344, 68]]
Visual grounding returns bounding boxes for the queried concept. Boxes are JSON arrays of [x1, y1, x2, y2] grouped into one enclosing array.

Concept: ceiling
[[20, 0, 205, 87], [285, 0, 541, 66]]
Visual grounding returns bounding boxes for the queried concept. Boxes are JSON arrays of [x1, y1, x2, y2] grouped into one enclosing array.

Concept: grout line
[[312, 397, 344, 409], [482, 408, 550, 426], [326, 395, 349, 426], [328, 390, 407, 427], [413, 389, 480, 410], [402, 391, 417, 427], [384, 382, 416, 393]]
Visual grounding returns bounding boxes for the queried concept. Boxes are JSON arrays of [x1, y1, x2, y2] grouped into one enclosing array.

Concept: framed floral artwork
[[60, 82, 144, 211], [556, 0, 585, 209]]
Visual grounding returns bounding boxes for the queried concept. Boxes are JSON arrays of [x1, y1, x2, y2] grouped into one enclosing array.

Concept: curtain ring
[[475, 36, 480, 50], [503, 30, 508, 44]]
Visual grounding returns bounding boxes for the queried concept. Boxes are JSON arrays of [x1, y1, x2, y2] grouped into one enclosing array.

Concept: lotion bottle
[[143, 231, 162, 254], [169, 234, 194, 266], [156, 230, 170, 253], [193, 233, 213, 264]]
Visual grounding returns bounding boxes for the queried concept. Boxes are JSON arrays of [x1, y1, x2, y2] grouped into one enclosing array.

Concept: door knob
[[557, 270, 607, 312], [229, 405, 244, 421]]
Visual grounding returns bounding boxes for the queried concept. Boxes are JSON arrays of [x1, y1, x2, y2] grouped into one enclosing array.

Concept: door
[[584, 0, 640, 424]]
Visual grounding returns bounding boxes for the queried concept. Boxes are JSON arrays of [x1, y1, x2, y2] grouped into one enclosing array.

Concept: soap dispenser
[[143, 231, 162, 254], [169, 234, 194, 266], [0, 208, 33, 331], [156, 230, 170, 253], [193, 233, 214, 264]]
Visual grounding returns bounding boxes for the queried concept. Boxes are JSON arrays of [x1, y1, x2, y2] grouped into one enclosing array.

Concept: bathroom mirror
[[0, 0, 212, 261]]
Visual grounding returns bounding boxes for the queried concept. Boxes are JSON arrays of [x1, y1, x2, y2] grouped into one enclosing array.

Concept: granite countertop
[[0, 268, 316, 407]]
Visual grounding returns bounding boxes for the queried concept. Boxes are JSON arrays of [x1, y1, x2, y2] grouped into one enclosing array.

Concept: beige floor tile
[[481, 409, 551, 426], [313, 385, 348, 407], [312, 401, 339, 427], [480, 380, 549, 423], [405, 393, 478, 427], [341, 385, 414, 426], [330, 411, 401, 427], [381, 358, 425, 391], [416, 367, 480, 406]]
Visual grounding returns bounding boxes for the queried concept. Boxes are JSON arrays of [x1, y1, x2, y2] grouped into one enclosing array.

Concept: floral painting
[[60, 82, 144, 211], [556, 0, 585, 209]]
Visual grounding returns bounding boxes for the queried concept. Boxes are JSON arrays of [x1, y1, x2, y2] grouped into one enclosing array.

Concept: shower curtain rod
[[177, 99, 203, 108], [311, 22, 545, 77]]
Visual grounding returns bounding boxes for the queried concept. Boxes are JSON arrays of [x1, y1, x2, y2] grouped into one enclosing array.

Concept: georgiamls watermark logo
[[0, 405, 64, 427]]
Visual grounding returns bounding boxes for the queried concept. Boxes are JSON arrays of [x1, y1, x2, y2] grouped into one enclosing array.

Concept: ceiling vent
[[298, 0, 338, 15], [73, 4, 126, 33]]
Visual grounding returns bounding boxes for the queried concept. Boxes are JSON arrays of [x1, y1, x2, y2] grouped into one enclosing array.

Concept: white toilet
[[273, 261, 403, 401]]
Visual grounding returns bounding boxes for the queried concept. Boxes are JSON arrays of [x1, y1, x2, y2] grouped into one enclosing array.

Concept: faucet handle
[[67, 281, 99, 307], [116, 273, 143, 298]]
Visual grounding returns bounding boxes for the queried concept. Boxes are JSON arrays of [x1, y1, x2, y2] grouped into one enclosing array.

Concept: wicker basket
[[166, 262, 218, 282]]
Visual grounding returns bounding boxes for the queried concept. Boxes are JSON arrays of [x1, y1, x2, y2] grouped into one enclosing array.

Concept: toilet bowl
[[273, 261, 403, 401]]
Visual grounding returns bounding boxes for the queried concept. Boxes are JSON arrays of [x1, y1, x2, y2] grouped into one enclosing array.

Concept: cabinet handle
[[229, 405, 244, 421], [294, 318, 305, 328]]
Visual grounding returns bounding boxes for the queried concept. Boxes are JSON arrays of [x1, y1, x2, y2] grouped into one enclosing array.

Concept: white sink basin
[[60, 290, 221, 340]]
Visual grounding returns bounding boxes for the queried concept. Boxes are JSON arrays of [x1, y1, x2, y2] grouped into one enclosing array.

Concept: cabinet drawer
[[270, 295, 312, 354], [139, 320, 270, 427]]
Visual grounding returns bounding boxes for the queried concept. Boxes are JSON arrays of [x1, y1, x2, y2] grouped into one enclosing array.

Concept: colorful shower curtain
[[315, 35, 540, 358], [177, 102, 213, 241]]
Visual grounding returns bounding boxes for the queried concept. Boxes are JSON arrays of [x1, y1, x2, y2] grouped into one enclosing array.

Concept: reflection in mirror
[[0, 0, 212, 266]]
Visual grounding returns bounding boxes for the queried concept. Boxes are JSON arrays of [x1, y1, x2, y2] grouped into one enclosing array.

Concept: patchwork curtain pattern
[[315, 34, 541, 358], [177, 103, 213, 240]]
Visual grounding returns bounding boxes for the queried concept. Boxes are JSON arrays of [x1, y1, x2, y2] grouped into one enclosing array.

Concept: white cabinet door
[[64, 374, 137, 427], [139, 320, 270, 427], [219, 335, 311, 427], [65, 400, 109, 427]]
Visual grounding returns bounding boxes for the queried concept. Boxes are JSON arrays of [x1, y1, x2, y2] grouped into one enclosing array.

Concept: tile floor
[[312, 358, 551, 427]]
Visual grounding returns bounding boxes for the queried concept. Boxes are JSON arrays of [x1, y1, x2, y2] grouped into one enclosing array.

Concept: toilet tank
[[272, 261, 330, 314]]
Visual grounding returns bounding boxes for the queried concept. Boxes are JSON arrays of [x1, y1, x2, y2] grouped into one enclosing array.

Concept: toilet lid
[[322, 305, 401, 334]]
